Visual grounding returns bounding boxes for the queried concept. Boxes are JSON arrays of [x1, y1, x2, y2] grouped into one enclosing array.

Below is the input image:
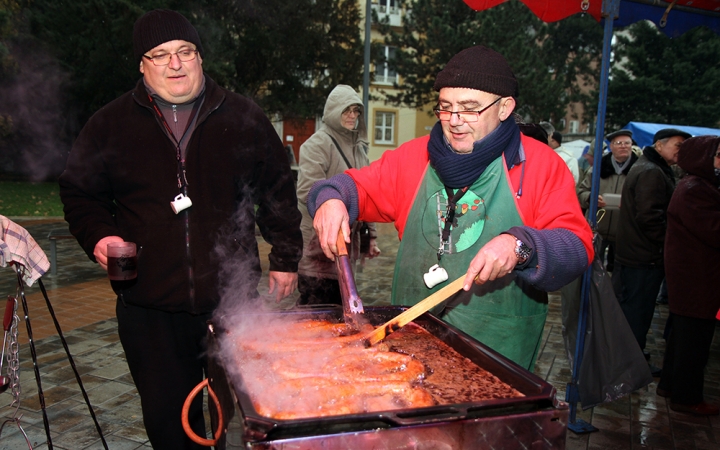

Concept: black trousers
[[658, 314, 716, 405], [117, 300, 211, 450], [297, 274, 342, 306], [615, 263, 665, 351]]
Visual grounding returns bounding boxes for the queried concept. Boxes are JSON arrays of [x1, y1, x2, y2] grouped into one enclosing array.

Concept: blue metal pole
[[362, 0, 371, 125], [566, 0, 621, 434]]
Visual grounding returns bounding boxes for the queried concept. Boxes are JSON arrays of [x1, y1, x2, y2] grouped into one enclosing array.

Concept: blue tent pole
[[566, 0, 621, 434]]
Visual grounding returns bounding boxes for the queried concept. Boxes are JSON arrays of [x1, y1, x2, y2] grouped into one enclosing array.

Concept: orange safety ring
[[182, 378, 224, 446]]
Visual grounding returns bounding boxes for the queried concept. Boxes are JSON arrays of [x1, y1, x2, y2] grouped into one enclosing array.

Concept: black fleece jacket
[[59, 77, 302, 313]]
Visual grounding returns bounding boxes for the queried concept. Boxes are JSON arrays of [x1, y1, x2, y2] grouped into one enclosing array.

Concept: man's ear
[[499, 97, 516, 121], [139, 60, 145, 74]]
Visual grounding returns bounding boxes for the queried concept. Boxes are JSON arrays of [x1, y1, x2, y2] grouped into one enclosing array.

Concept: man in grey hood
[[296, 85, 381, 305]]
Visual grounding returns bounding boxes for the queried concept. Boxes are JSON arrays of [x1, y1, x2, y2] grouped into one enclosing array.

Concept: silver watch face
[[515, 239, 531, 262]]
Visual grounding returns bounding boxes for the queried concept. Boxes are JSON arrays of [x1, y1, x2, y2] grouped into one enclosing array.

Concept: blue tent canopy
[[623, 121, 720, 148], [614, 1, 720, 37]]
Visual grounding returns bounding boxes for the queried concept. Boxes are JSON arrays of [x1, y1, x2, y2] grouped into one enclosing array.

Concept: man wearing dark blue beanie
[[59, 9, 302, 449], [305, 45, 593, 371]]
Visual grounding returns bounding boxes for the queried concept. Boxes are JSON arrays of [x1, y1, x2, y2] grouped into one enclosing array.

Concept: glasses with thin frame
[[143, 49, 198, 66], [434, 97, 502, 123], [612, 141, 632, 146], [343, 107, 362, 116]]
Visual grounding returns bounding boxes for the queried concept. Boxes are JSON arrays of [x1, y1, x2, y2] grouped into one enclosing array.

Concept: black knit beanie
[[433, 46, 518, 97], [133, 9, 204, 63]]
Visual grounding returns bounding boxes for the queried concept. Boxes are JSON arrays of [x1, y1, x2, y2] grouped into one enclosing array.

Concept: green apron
[[391, 157, 547, 370]]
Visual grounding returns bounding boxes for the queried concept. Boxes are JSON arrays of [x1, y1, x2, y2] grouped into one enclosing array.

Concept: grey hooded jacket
[[296, 85, 375, 278]]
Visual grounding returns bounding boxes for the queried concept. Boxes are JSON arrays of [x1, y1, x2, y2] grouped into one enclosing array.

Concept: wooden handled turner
[[362, 275, 465, 347], [335, 230, 365, 328]]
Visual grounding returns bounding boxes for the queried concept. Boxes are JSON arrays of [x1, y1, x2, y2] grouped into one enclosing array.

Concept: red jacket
[[347, 134, 593, 265]]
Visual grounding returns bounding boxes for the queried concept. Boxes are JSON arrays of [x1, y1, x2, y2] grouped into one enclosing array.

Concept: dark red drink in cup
[[107, 242, 137, 281]]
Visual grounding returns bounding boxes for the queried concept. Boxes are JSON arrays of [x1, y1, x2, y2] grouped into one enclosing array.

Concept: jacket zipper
[[181, 101, 222, 311], [136, 91, 224, 312]]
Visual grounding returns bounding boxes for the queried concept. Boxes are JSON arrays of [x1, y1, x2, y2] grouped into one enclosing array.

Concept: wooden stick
[[362, 276, 465, 347], [336, 230, 348, 257]]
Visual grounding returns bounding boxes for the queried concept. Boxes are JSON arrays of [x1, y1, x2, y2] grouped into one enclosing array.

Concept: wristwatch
[[514, 239, 532, 265]]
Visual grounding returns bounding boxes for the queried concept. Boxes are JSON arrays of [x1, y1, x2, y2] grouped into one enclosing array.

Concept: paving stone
[[3, 219, 719, 449]]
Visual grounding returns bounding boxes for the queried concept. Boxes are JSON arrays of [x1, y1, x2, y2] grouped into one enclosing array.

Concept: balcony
[[373, 73, 398, 85], [373, 5, 402, 27]]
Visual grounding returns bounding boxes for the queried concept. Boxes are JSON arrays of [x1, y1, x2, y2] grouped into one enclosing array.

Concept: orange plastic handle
[[182, 378, 224, 446]]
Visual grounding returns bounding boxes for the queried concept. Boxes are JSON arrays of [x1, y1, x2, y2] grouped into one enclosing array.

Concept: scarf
[[611, 155, 632, 175], [600, 152, 637, 178], [427, 119, 521, 188]]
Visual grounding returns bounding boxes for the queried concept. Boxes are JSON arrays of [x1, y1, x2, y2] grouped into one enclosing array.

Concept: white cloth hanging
[[0, 215, 50, 286]]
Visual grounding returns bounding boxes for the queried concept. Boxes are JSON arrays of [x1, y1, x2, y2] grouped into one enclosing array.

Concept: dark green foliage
[[194, 0, 364, 118], [606, 21, 720, 130], [541, 13, 604, 129], [26, 0, 150, 126], [23, 0, 364, 121], [377, 0, 602, 127]]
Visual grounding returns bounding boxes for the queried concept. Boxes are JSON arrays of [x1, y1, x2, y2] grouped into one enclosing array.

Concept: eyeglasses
[[142, 49, 198, 66], [612, 141, 632, 146], [434, 97, 502, 123], [342, 107, 362, 116]]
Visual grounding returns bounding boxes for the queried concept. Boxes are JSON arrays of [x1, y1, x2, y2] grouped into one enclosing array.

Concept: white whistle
[[171, 193, 192, 214], [424, 264, 449, 289]]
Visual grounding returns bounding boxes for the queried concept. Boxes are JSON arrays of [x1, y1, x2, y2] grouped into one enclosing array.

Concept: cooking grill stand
[[0, 263, 108, 449]]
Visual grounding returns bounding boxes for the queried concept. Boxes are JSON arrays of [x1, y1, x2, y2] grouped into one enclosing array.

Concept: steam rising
[[0, 41, 70, 181]]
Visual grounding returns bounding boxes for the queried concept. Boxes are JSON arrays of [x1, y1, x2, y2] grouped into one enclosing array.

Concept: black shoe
[[656, 387, 671, 397], [670, 401, 719, 416], [649, 364, 662, 377]]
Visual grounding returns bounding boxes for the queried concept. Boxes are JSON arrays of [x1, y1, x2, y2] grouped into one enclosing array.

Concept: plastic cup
[[107, 242, 137, 281]]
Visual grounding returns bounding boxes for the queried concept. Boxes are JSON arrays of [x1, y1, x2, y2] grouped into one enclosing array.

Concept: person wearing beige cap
[[614, 127, 691, 377], [59, 9, 302, 448], [306, 45, 593, 370]]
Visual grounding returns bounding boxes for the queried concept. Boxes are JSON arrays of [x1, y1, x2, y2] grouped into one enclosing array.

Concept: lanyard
[[437, 185, 469, 261], [147, 94, 203, 189]]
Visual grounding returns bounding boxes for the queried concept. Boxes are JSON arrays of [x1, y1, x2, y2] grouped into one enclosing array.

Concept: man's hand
[[94, 236, 125, 271], [597, 194, 607, 208], [268, 271, 298, 303], [312, 199, 351, 260], [366, 238, 381, 259], [463, 234, 518, 290]]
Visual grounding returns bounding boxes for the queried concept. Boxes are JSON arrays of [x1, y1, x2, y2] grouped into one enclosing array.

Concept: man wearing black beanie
[[59, 9, 302, 449], [307, 45, 593, 370]]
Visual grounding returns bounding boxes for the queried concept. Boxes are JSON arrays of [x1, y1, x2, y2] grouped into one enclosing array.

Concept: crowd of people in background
[[546, 125, 719, 416]]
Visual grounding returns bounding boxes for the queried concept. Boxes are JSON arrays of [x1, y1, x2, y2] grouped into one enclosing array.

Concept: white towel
[[0, 215, 50, 286]]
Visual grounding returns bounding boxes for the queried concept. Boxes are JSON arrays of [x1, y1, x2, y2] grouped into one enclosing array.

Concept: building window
[[569, 120, 579, 134], [374, 111, 395, 145], [372, 0, 402, 26], [374, 46, 398, 85], [376, 0, 399, 14]]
